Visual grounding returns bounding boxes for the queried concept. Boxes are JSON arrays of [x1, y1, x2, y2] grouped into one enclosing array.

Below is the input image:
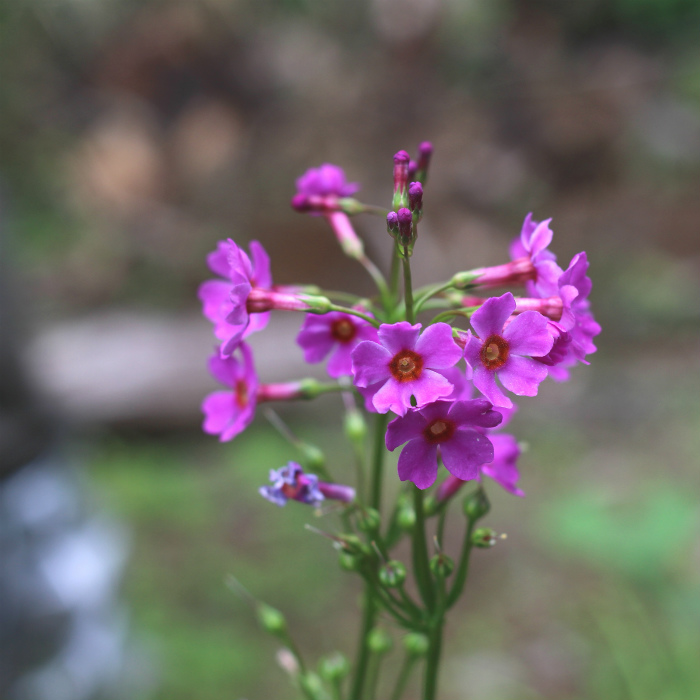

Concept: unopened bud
[[338, 550, 362, 572], [298, 671, 325, 698], [397, 506, 416, 531], [257, 603, 287, 636], [472, 527, 498, 548], [416, 141, 433, 184], [300, 443, 325, 472], [397, 207, 413, 246], [393, 150, 410, 209], [367, 627, 393, 654], [319, 652, 350, 682], [357, 507, 380, 533], [403, 632, 430, 657], [344, 409, 367, 443], [463, 488, 490, 521], [338, 534, 372, 557], [450, 270, 480, 289], [423, 495, 438, 516], [429, 553, 454, 578], [386, 211, 399, 237], [302, 295, 333, 314], [291, 193, 312, 212], [379, 560, 407, 588], [408, 181, 423, 219]]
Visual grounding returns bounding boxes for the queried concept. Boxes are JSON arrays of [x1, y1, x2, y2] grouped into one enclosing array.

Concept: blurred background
[[1, 0, 700, 698]]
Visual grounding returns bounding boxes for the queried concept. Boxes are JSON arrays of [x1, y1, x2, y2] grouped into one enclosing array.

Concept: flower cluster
[[198, 148, 599, 502]]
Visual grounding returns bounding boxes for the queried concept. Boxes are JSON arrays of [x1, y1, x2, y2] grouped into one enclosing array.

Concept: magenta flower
[[259, 462, 356, 507], [351, 322, 462, 416], [481, 433, 524, 496], [464, 293, 553, 408], [202, 343, 258, 442], [385, 400, 502, 489], [296, 163, 359, 198], [297, 312, 378, 378], [198, 239, 272, 356]]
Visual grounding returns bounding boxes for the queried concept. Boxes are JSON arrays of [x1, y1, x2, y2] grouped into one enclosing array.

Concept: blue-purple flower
[[260, 462, 355, 507]]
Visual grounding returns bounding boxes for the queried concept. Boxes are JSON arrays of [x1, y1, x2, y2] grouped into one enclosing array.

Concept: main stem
[[423, 615, 444, 700], [349, 405, 388, 700], [402, 246, 415, 324]]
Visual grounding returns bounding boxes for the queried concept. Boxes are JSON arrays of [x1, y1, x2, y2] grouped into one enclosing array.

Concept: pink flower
[[296, 164, 359, 198], [351, 322, 462, 416], [464, 293, 553, 408], [202, 343, 258, 442], [297, 312, 379, 378], [198, 239, 272, 356], [385, 400, 502, 489]]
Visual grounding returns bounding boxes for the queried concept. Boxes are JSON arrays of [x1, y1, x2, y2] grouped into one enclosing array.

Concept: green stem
[[360, 254, 392, 311], [390, 243, 401, 305], [423, 588, 446, 700], [366, 651, 383, 700], [436, 507, 448, 550], [413, 281, 455, 315], [429, 307, 478, 326], [370, 413, 389, 512], [349, 591, 376, 700], [402, 247, 415, 324], [390, 655, 417, 700], [328, 304, 381, 327], [446, 518, 476, 608], [412, 486, 435, 610]]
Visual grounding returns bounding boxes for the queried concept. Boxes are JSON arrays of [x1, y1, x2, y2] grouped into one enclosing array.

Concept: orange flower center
[[330, 318, 357, 343], [389, 349, 424, 382], [235, 380, 249, 408], [480, 334, 509, 370]]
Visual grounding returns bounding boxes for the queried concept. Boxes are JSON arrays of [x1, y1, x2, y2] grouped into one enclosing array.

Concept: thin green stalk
[[320, 289, 365, 305], [390, 243, 401, 305], [349, 591, 376, 700], [328, 304, 381, 327], [365, 651, 383, 700], [390, 654, 417, 700], [402, 246, 415, 324], [413, 281, 455, 315], [370, 413, 389, 512], [436, 507, 448, 550], [411, 486, 435, 610], [446, 518, 475, 608], [423, 583, 446, 700], [360, 254, 392, 311], [429, 307, 478, 326]]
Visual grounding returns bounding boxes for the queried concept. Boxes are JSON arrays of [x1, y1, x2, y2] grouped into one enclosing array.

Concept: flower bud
[[298, 671, 326, 699], [291, 193, 312, 212], [357, 507, 381, 533], [367, 627, 393, 654], [379, 560, 407, 588], [429, 553, 454, 578], [386, 210, 399, 237], [338, 550, 363, 572], [300, 443, 325, 472], [416, 141, 433, 184], [344, 409, 367, 443], [397, 505, 416, 531], [319, 652, 351, 682], [302, 294, 334, 314], [408, 181, 423, 219], [472, 527, 498, 548], [423, 494, 438, 516], [397, 207, 414, 247], [463, 488, 490, 521], [257, 603, 287, 636], [393, 150, 410, 209], [403, 632, 430, 657]]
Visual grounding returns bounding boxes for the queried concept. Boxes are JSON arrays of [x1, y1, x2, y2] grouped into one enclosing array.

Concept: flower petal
[[502, 311, 553, 357], [351, 341, 392, 387], [498, 355, 549, 397], [472, 366, 512, 408], [385, 410, 427, 451], [378, 322, 421, 354], [447, 399, 502, 430], [470, 293, 515, 340], [415, 323, 462, 369], [249, 240, 272, 288], [397, 439, 439, 489], [411, 370, 456, 408], [202, 391, 235, 435], [440, 429, 493, 481]]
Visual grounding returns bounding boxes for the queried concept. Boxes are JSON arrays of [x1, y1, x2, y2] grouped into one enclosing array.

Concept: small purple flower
[[509, 213, 563, 298], [297, 312, 379, 378], [198, 239, 272, 356], [385, 400, 502, 489], [481, 433, 524, 497], [464, 293, 554, 408], [296, 164, 359, 198], [202, 343, 258, 442], [259, 462, 355, 507], [351, 322, 462, 416]]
